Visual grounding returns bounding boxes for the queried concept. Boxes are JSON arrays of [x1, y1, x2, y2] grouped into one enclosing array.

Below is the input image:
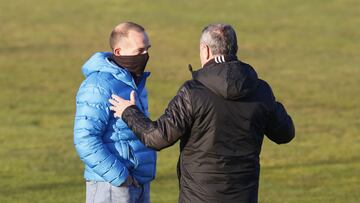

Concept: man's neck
[[108, 54, 141, 85], [109, 54, 122, 68]]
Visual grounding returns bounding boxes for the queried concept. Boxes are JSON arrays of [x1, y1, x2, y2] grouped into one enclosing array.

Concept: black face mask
[[111, 53, 149, 78]]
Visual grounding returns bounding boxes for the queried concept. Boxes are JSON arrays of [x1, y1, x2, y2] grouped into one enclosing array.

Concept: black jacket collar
[[203, 55, 238, 68], [192, 56, 259, 100]]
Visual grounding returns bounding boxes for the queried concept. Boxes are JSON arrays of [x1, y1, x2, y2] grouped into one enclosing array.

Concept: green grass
[[1, 0, 359, 202]]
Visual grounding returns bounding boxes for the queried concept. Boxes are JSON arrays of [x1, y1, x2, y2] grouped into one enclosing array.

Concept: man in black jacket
[[109, 23, 295, 203]]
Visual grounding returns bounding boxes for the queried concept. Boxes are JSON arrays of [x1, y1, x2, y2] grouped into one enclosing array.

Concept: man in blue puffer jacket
[[74, 22, 156, 203]]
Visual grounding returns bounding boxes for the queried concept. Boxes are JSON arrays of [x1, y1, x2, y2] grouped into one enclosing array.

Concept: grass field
[[1, 0, 359, 202]]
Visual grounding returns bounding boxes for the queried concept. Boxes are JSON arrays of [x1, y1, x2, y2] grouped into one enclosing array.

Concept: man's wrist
[[121, 105, 139, 121], [120, 175, 133, 187]]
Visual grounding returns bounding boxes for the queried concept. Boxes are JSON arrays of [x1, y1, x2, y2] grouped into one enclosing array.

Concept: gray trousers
[[86, 181, 150, 203]]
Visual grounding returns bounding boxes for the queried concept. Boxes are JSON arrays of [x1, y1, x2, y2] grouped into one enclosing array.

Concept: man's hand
[[120, 175, 140, 187], [109, 91, 136, 118]]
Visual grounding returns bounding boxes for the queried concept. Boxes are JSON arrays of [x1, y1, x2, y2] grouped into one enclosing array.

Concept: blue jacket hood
[[82, 52, 150, 88]]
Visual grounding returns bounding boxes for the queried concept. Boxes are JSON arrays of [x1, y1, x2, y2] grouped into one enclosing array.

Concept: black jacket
[[122, 56, 295, 203]]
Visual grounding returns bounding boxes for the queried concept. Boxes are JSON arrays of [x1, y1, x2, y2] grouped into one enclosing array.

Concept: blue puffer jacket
[[74, 52, 156, 186]]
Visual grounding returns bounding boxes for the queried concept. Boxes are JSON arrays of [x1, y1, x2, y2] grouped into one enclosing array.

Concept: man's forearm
[[265, 102, 295, 144], [122, 105, 181, 150]]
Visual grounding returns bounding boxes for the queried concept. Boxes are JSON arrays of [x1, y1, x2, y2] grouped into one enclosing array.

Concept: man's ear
[[114, 48, 121, 56], [205, 45, 211, 60]]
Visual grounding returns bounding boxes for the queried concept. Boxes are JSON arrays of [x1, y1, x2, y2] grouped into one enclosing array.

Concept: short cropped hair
[[109, 22, 145, 50], [200, 24, 238, 56]]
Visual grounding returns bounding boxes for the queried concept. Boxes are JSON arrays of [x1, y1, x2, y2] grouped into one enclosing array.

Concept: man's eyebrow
[[138, 45, 151, 51]]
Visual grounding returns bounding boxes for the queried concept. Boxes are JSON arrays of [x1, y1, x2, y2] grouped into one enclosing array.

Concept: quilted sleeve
[[73, 81, 129, 186], [121, 83, 193, 151]]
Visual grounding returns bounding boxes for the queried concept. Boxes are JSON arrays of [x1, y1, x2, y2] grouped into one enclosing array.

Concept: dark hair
[[200, 24, 238, 55], [109, 22, 145, 50]]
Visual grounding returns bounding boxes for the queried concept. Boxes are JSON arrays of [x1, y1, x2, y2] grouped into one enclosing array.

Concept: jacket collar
[[82, 52, 150, 90], [203, 54, 238, 68], [106, 57, 150, 90], [192, 55, 258, 100]]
